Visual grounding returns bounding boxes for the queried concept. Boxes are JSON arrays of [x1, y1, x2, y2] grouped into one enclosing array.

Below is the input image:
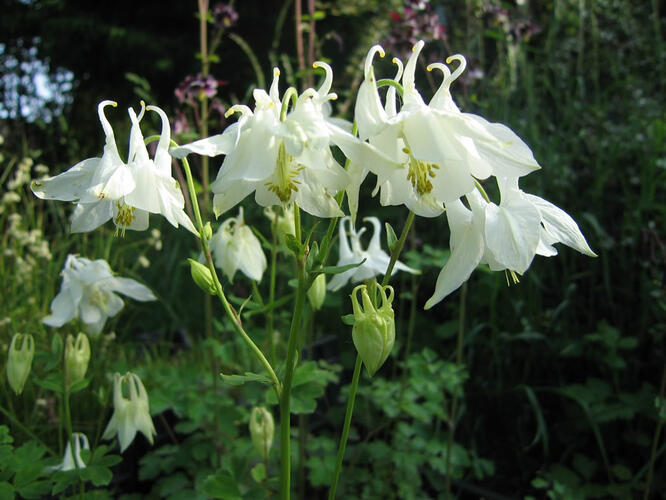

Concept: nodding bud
[[307, 274, 327, 311], [7, 333, 35, 395], [249, 407, 275, 460], [188, 258, 217, 295], [65, 333, 91, 385], [350, 283, 395, 376]]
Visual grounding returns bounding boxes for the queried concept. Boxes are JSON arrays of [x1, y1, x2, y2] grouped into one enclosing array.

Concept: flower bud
[[264, 205, 296, 248], [249, 406, 274, 460], [188, 258, 216, 294], [65, 333, 91, 384], [203, 221, 213, 241], [350, 284, 395, 377], [6, 333, 35, 395], [307, 274, 327, 310]]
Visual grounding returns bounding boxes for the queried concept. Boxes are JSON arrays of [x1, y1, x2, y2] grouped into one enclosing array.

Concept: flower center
[[89, 287, 109, 312], [265, 142, 304, 203], [114, 201, 136, 236], [403, 147, 439, 195]]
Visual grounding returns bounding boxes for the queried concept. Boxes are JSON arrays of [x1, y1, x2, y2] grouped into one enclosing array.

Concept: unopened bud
[[7, 333, 35, 395], [188, 258, 216, 295], [203, 222, 213, 241], [307, 274, 327, 310], [249, 407, 274, 460], [350, 284, 395, 377], [65, 333, 91, 384]]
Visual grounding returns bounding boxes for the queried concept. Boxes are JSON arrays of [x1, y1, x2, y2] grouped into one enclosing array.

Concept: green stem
[[179, 155, 281, 393], [63, 374, 84, 496], [381, 211, 416, 288], [268, 214, 278, 363], [329, 210, 416, 499], [279, 261, 307, 500], [328, 354, 362, 500]]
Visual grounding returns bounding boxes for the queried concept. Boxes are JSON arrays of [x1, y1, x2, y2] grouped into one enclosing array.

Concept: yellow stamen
[[265, 142, 305, 203], [114, 201, 136, 237]]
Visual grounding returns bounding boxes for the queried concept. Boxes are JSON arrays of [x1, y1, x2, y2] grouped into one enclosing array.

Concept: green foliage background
[[0, 0, 664, 498]]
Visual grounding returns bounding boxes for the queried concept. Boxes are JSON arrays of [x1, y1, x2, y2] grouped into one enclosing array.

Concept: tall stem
[[328, 355, 362, 500], [328, 211, 416, 499], [279, 258, 307, 500], [180, 155, 280, 392]]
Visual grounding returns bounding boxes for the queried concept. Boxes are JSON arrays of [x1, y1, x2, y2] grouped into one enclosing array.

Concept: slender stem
[[445, 281, 467, 498], [63, 373, 84, 496], [279, 261, 307, 500], [268, 214, 278, 362], [179, 155, 280, 392], [328, 354, 362, 500], [644, 364, 666, 500], [329, 210, 416, 498], [381, 211, 415, 288], [294, 0, 305, 89]]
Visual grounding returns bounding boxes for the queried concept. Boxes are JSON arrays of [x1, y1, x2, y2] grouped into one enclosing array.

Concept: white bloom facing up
[[424, 178, 596, 309], [103, 372, 156, 453], [31, 101, 196, 235], [210, 207, 267, 282], [43, 255, 156, 335], [327, 217, 418, 291], [50, 433, 89, 472]]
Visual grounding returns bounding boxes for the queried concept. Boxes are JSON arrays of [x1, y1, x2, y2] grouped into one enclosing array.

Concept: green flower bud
[[307, 274, 327, 310], [264, 205, 296, 248], [203, 222, 213, 241], [350, 284, 395, 377], [6, 333, 35, 395], [65, 333, 91, 384], [249, 406, 274, 460], [188, 258, 216, 295]]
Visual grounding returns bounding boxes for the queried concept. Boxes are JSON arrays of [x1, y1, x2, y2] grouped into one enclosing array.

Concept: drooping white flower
[[327, 217, 418, 291], [31, 101, 143, 234], [171, 65, 371, 218], [32, 101, 196, 235], [424, 178, 596, 309], [210, 207, 267, 282], [50, 433, 89, 472], [43, 255, 156, 335], [103, 372, 156, 453], [124, 105, 197, 235], [353, 42, 476, 217], [427, 57, 541, 179]]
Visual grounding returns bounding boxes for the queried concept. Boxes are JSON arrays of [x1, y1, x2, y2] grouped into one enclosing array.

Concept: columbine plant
[[29, 38, 594, 500]]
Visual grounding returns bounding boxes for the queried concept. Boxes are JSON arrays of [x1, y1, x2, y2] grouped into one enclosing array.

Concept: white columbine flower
[[31, 101, 141, 234], [32, 101, 196, 235], [171, 65, 370, 218], [103, 372, 156, 453], [424, 178, 596, 309], [43, 255, 156, 335], [210, 207, 267, 282], [327, 217, 418, 291], [50, 433, 89, 471]]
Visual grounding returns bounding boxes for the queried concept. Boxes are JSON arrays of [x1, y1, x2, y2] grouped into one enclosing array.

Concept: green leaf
[[220, 372, 272, 386], [33, 373, 64, 394], [341, 314, 355, 326], [69, 377, 91, 394], [385, 222, 398, 252], [0, 482, 13, 500], [80, 465, 113, 487], [203, 470, 242, 500], [16, 480, 50, 499], [320, 259, 366, 275], [51, 470, 79, 495], [284, 234, 302, 257], [250, 463, 266, 483], [306, 240, 319, 271]]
